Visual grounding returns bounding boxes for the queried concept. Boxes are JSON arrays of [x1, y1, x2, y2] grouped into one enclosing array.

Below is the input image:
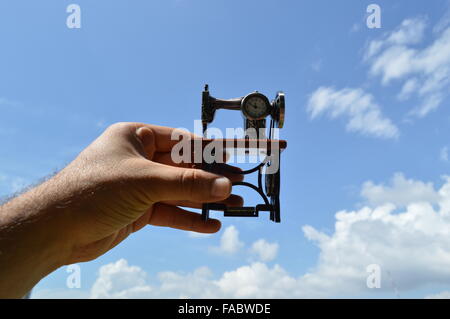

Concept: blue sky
[[1, 0, 450, 298]]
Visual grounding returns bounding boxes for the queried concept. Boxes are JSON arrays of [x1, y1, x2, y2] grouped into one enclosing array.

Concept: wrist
[[0, 183, 73, 297]]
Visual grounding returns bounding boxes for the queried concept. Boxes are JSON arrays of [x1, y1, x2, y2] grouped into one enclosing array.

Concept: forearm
[[0, 178, 71, 298]]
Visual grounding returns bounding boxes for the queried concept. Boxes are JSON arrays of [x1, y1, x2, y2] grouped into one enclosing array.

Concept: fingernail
[[211, 177, 231, 199]]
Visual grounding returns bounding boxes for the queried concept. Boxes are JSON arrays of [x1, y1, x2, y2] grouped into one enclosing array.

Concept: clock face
[[242, 93, 270, 120]]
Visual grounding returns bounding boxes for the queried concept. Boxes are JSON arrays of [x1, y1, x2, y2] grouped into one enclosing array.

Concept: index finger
[[149, 203, 221, 233], [135, 123, 198, 152]]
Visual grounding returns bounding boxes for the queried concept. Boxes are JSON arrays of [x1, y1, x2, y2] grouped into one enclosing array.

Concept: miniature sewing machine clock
[[197, 84, 287, 223]]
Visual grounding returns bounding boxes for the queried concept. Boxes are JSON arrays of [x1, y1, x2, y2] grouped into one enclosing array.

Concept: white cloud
[[90, 260, 304, 299], [387, 18, 427, 45], [425, 290, 450, 299], [250, 239, 279, 262], [156, 266, 218, 298], [88, 173, 450, 298], [307, 14, 450, 135], [397, 78, 418, 101], [89, 259, 306, 298], [215, 263, 300, 298], [361, 172, 441, 207], [363, 18, 426, 62], [299, 174, 450, 296], [365, 17, 450, 117], [300, 201, 450, 295], [90, 259, 152, 299], [211, 225, 244, 255], [307, 87, 399, 139]]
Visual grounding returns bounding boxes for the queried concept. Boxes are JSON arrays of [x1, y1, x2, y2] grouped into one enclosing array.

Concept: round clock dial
[[241, 93, 271, 120]]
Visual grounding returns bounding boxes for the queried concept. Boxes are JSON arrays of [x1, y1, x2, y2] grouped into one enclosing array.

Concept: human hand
[[50, 122, 243, 264], [0, 122, 245, 298]]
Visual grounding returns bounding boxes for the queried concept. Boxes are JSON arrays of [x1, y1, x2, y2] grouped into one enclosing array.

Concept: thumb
[[143, 162, 232, 203]]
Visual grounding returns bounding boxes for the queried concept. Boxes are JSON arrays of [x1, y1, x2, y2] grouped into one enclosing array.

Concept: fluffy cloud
[[364, 18, 427, 61], [308, 14, 450, 137], [300, 174, 450, 295], [156, 266, 219, 298], [365, 17, 450, 117], [90, 261, 304, 299], [215, 263, 300, 298], [89, 174, 450, 298], [211, 225, 244, 255], [361, 172, 440, 207], [307, 87, 399, 139], [250, 239, 279, 262], [90, 259, 152, 299], [301, 201, 450, 294]]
